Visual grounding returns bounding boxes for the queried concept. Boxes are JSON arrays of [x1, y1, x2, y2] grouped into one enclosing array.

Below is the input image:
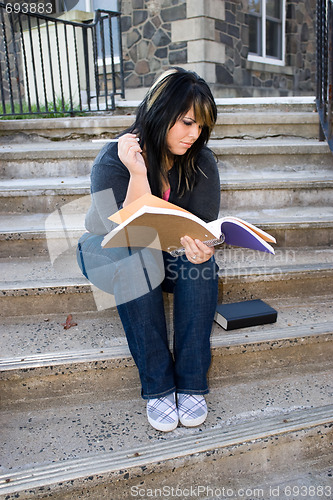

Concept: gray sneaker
[[147, 392, 178, 432], [177, 394, 208, 427]]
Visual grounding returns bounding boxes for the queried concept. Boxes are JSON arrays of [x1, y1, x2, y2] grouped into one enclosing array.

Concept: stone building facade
[[0, 0, 317, 104], [120, 0, 317, 97]]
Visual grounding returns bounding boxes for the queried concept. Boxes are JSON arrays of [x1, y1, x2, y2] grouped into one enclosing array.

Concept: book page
[[109, 193, 189, 224], [102, 207, 219, 252]]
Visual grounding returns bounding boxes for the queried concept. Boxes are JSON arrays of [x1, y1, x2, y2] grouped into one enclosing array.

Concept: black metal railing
[[316, 0, 333, 151], [0, 3, 125, 116]]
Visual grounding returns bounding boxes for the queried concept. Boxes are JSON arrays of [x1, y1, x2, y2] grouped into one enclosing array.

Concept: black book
[[214, 299, 278, 331]]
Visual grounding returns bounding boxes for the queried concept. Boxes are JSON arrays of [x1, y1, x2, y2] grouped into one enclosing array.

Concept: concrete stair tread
[[0, 212, 85, 233], [1, 247, 333, 286], [113, 95, 316, 108], [0, 175, 90, 191], [0, 396, 332, 495], [0, 111, 319, 135], [0, 136, 328, 150], [0, 293, 332, 367], [0, 99, 319, 142], [219, 206, 333, 226], [0, 166, 333, 197], [1, 320, 332, 373], [210, 137, 332, 154], [0, 208, 333, 241], [220, 168, 333, 185], [2, 166, 333, 189], [0, 140, 100, 153]]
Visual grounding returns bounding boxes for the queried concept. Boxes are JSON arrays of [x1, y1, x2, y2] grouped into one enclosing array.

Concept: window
[[92, 0, 120, 64], [62, 0, 120, 62], [248, 0, 285, 65]]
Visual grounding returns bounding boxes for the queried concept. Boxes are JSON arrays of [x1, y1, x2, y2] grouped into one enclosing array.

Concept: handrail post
[[316, 0, 333, 152]]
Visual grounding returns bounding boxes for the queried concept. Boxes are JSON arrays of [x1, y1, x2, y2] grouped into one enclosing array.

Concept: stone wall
[[286, 0, 316, 93], [214, 0, 316, 96], [0, 0, 318, 104], [120, 0, 186, 89], [120, 0, 317, 97]]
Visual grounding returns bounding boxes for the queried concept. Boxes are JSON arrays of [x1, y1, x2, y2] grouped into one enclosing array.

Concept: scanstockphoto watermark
[[130, 484, 333, 498], [130, 485, 266, 498]]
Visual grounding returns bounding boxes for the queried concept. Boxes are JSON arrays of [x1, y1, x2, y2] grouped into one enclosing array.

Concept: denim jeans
[[77, 233, 219, 399]]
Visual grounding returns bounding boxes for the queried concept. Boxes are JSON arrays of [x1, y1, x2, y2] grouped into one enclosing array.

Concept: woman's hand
[[119, 134, 151, 207], [118, 133, 147, 177], [180, 236, 215, 264]]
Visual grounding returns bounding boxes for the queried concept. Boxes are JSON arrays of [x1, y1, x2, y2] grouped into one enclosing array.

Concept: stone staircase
[[0, 97, 332, 499]]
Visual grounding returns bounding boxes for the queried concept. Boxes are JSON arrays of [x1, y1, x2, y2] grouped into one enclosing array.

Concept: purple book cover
[[221, 221, 274, 254]]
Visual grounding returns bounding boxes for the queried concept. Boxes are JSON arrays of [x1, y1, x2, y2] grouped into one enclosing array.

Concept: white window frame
[[84, 0, 120, 65], [248, 0, 286, 66]]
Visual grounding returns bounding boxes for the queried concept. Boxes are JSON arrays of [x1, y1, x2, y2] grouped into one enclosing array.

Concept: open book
[[102, 193, 276, 255]]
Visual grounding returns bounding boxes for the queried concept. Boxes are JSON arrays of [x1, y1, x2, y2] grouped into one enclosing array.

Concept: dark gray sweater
[[85, 142, 221, 235]]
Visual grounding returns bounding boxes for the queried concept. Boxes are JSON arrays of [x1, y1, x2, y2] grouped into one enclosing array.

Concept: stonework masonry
[[0, 0, 317, 102], [120, 0, 316, 97]]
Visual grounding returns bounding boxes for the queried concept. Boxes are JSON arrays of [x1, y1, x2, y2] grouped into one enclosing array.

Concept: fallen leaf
[[61, 314, 77, 330]]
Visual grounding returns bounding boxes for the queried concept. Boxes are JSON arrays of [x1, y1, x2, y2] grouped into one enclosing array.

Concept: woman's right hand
[[117, 133, 147, 177]]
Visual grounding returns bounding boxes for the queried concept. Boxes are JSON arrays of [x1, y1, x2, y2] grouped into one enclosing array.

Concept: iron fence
[[316, 0, 333, 151], [0, 3, 125, 116]]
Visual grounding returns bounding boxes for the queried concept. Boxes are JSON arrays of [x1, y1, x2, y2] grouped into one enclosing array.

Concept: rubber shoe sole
[[147, 413, 179, 432]]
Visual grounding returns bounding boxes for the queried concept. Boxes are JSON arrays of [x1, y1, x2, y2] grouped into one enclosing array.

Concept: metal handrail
[[316, 0, 333, 151], [0, 3, 125, 116]]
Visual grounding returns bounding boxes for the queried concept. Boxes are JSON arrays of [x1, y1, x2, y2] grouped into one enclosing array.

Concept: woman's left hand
[[180, 236, 215, 264]]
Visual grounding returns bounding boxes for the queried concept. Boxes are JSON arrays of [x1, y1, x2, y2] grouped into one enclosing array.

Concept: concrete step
[[1, 294, 332, 366], [1, 164, 333, 215], [1, 248, 332, 317], [0, 110, 320, 143], [1, 293, 332, 497], [0, 372, 332, 498], [114, 96, 317, 113], [220, 169, 333, 211], [0, 141, 97, 179], [1, 205, 333, 266], [213, 138, 333, 170], [1, 138, 332, 180], [1, 295, 332, 496], [0, 176, 90, 213], [1, 206, 333, 259], [0, 403, 331, 498], [0, 212, 85, 257]]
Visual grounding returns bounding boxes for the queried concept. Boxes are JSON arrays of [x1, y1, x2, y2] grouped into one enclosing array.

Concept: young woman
[[77, 67, 220, 432]]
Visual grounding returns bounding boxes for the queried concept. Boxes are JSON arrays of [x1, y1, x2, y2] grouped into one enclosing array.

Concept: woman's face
[[166, 107, 202, 156]]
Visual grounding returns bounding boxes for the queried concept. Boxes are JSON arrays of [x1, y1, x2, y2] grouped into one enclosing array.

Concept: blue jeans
[[77, 233, 219, 399]]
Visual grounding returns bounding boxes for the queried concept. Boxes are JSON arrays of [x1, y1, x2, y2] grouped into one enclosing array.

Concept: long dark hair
[[126, 67, 217, 197]]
